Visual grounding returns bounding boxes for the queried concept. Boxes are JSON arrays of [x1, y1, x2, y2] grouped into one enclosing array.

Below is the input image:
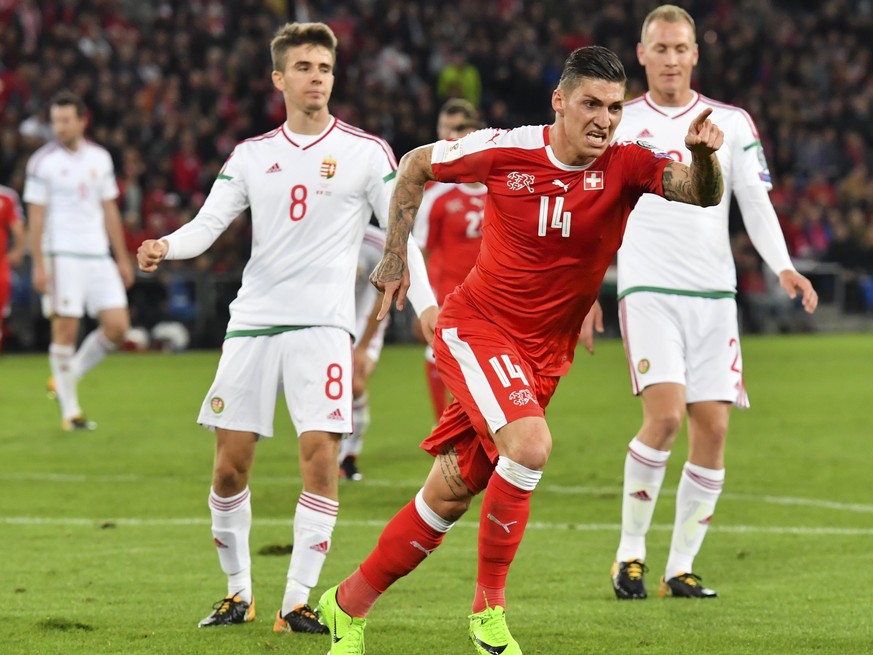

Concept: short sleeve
[[364, 138, 398, 228], [729, 111, 773, 192], [23, 154, 48, 205], [99, 150, 120, 201]]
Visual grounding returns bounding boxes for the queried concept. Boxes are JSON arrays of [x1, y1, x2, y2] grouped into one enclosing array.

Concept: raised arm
[[369, 144, 436, 318], [662, 108, 725, 208]]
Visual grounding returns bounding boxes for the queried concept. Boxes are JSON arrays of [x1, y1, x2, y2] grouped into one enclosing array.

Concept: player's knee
[[506, 435, 551, 471], [102, 322, 129, 345], [646, 410, 684, 446], [212, 465, 249, 496]]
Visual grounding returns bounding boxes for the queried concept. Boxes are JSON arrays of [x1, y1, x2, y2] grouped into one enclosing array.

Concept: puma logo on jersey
[[552, 179, 570, 193]]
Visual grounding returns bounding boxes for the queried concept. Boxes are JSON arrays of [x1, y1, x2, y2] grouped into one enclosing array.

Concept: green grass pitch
[[2, 334, 872, 654]]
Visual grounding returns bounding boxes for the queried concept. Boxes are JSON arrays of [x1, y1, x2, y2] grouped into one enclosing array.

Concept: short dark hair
[[50, 90, 86, 117], [558, 46, 626, 92], [271, 22, 337, 72]]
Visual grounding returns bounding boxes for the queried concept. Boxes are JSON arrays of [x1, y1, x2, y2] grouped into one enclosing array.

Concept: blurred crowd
[[2, 0, 872, 343]]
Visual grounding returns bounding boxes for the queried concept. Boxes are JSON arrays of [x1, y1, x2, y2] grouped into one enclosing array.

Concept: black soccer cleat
[[198, 594, 255, 627], [61, 415, 97, 432], [659, 572, 718, 598], [339, 455, 363, 481], [272, 604, 329, 634], [611, 559, 648, 599]]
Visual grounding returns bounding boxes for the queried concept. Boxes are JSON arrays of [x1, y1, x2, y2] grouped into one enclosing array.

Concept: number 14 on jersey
[[538, 196, 571, 237]]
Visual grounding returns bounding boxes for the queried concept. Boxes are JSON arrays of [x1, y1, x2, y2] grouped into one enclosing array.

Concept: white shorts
[[44, 255, 128, 318], [619, 293, 749, 408], [197, 327, 354, 437]]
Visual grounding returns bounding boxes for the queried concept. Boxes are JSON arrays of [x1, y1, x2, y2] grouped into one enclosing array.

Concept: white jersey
[[163, 118, 399, 335], [615, 92, 792, 297], [23, 140, 119, 256], [355, 224, 385, 339]]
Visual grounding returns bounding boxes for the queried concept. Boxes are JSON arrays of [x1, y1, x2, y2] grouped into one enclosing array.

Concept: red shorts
[[420, 308, 560, 494]]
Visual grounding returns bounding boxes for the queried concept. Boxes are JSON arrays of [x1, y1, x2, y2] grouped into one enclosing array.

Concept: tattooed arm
[[369, 144, 436, 318], [662, 108, 725, 208]]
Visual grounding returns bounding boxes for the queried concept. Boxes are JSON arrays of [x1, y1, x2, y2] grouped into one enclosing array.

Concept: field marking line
[[3, 472, 873, 514], [3, 515, 873, 536]]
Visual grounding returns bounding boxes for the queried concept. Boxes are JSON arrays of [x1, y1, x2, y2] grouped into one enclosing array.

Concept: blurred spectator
[[1, 0, 872, 344]]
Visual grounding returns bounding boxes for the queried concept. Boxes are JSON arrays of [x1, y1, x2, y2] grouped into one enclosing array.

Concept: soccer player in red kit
[[0, 185, 25, 352], [318, 46, 725, 655]]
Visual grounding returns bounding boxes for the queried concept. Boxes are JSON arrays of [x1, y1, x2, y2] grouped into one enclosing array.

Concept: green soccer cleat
[[469, 605, 522, 655], [198, 594, 255, 627], [317, 585, 366, 654], [659, 572, 718, 598]]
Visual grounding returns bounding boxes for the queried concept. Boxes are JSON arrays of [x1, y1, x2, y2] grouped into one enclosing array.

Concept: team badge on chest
[[583, 170, 604, 190], [320, 156, 337, 179]]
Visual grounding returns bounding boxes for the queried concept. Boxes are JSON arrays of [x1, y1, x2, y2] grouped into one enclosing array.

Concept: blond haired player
[[137, 22, 436, 633], [609, 5, 817, 601]]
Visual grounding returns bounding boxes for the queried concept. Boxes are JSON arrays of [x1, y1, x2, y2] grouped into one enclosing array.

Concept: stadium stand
[[1, 0, 871, 349]]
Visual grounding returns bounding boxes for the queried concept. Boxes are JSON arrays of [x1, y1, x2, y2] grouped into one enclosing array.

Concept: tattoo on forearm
[[663, 157, 723, 207], [690, 153, 724, 206], [371, 146, 435, 289]]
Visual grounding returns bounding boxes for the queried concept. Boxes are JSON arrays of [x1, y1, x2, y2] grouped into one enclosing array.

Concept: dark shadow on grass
[[38, 618, 95, 632], [258, 543, 294, 556]]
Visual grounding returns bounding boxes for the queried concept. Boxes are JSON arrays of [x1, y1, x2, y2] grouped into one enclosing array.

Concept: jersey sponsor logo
[[508, 389, 536, 406], [210, 396, 225, 413], [485, 129, 503, 145], [552, 179, 570, 193], [636, 128, 654, 139], [507, 171, 535, 193], [583, 170, 604, 191], [635, 140, 673, 159], [320, 156, 337, 179], [637, 358, 650, 374], [265, 162, 282, 174], [327, 408, 344, 421]]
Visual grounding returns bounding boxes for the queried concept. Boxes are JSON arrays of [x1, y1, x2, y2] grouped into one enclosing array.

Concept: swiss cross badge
[[583, 170, 604, 190]]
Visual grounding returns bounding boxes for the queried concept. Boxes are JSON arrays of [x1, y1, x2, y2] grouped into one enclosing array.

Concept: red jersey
[[0, 185, 24, 272], [415, 182, 486, 304], [431, 125, 670, 375]]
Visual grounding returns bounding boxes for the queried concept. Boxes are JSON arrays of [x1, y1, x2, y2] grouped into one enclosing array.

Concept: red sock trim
[[473, 583, 506, 613], [337, 568, 380, 618]]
